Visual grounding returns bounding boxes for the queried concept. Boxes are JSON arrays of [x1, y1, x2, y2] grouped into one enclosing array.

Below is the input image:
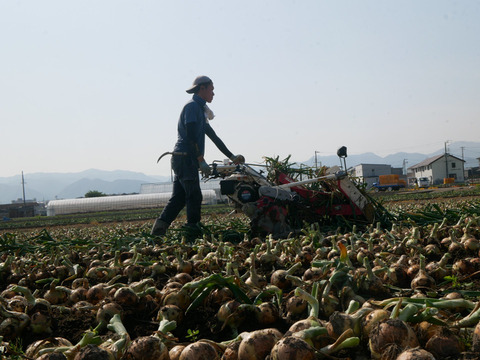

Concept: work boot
[[151, 218, 169, 236]]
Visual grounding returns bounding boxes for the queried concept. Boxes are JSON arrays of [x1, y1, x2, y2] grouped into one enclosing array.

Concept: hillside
[[0, 169, 169, 204], [1, 141, 478, 204]]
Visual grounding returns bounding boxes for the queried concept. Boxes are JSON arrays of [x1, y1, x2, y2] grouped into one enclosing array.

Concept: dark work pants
[[159, 155, 202, 225]]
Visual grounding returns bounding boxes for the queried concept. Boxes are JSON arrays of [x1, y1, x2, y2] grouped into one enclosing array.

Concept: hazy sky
[[1, 1, 479, 178]]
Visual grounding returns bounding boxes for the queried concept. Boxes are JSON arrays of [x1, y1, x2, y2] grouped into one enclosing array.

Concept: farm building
[[409, 154, 465, 185], [349, 164, 404, 188], [467, 157, 480, 183], [46, 190, 219, 216], [0, 199, 46, 219]]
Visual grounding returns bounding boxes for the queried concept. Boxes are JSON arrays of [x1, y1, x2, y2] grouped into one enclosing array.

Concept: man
[[151, 75, 244, 237]]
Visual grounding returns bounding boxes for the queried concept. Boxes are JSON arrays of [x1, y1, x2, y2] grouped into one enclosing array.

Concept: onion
[[0, 304, 30, 340], [94, 302, 123, 332], [424, 327, 464, 359], [472, 320, 480, 352], [453, 258, 478, 276], [113, 287, 139, 308], [326, 307, 373, 339], [415, 321, 442, 346], [285, 295, 307, 322], [124, 264, 144, 282], [124, 335, 169, 360], [245, 252, 267, 289], [395, 347, 436, 360], [237, 328, 283, 360], [425, 252, 451, 281], [85, 284, 108, 304], [70, 287, 88, 304], [362, 309, 390, 340], [179, 341, 220, 360], [368, 319, 419, 359], [151, 261, 167, 278], [43, 280, 70, 305], [291, 325, 329, 350], [72, 277, 89, 289], [258, 236, 280, 268], [270, 263, 302, 290], [411, 254, 435, 291], [256, 302, 279, 326], [157, 304, 183, 324], [221, 340, 241, 360], [170, 272, 193, 285], [302, 267, 323, 282], [287, 286, 325, 334], [7, 295, 28, 312], [169, 345, 186, 360], [361, 257, 389, 297], [207, 287, 233, 307], [217, 300, 241, 324], [162, 281, 183, 293], [25, 337, 73, 359], [73, 344, 111, 360], [176, 256, 193, 274], [446, 229, 464, 255], [162, 288, 191, 310], [30, 311, 53, 334], [270, 336, 316, 360], [386, 260, 410, 288]]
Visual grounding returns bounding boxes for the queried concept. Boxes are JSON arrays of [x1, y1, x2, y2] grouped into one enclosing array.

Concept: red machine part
[[275, 172, 367, 218]]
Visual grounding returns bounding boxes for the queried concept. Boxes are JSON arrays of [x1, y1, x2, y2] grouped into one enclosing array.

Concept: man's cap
[[186, 75, 212, 94]]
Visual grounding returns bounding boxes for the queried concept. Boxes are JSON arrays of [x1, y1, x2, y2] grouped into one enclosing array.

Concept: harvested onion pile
[[0, 196, 480, 359]]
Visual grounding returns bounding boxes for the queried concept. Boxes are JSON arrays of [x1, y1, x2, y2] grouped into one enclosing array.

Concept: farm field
[[1, 188, 480, 359]]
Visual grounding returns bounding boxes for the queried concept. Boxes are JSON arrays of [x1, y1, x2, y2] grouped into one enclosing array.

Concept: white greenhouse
[[46, 190, 219, 216]]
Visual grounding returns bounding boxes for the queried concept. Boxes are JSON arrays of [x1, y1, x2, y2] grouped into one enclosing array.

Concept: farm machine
[[206, 149, 377, 237]]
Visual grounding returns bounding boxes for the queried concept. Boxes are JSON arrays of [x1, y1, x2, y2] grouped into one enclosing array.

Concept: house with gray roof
[[409, 154, 465, 185]]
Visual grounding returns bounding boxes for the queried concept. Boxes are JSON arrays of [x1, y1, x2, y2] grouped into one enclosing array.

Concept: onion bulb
[[237, 328, 283, 360], [178, 341, 220, 360], [124, 335, 169, 360], [424, 327, 464, 359], [73, 344, 111, 360], [270, 336, 316, 360], [396, 347, 435, 360], [368, 319, 419, 359], [169, 345, 186, 360], [25, 337, 73, 359]]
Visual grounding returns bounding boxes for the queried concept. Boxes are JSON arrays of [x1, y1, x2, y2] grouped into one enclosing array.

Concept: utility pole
[[21, 171, 27, 217], [461, 146, 465, 160], [444, 141, 450, 180], [403, 159, 408, 176], [314, 151, 321, 169]]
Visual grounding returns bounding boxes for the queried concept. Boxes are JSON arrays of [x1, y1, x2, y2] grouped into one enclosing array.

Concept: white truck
[[417, 177, 430, 188]]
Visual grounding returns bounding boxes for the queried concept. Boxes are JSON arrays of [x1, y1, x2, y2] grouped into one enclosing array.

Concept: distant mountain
[[0, 169, 169, 204], [57, 179, 155, 199], [1, 142, 478, 204]]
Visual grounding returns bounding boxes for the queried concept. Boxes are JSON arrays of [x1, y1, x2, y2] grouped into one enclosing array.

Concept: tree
[[84, 190, 107, 198]]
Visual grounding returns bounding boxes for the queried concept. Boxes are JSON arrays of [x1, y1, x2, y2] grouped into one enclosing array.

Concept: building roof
[[409, 154, 465, 170], [353, 163, 392, 167]]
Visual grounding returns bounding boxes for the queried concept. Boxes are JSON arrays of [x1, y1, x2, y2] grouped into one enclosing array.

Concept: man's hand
[[199, 160, 211, 177], [230, 154, 245, 164]]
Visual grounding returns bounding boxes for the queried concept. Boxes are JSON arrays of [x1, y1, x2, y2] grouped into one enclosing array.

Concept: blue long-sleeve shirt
[[173, 94, 233, 160]]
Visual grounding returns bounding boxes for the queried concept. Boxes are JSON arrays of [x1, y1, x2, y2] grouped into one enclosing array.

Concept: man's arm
[[205, 123, 234, 159], [185, 121, 202, 160]]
